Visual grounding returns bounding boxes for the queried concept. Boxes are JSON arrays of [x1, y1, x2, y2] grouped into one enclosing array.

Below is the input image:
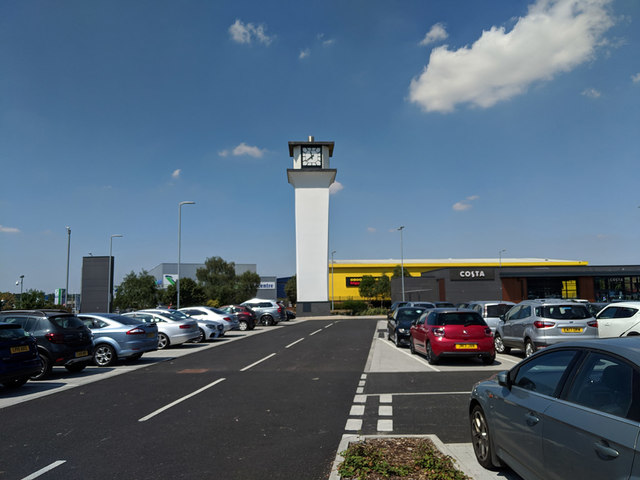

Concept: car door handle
[[525, 412, 540, 427], [594, 441, 619, 460]]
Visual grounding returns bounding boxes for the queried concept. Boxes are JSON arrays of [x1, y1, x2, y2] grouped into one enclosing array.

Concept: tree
[[235, 271, 261, 304], [392, 265, 412, 278], [0, 292, 16, 310], [113, 270, 158, 311], [284, 276, 297, 305], [196, 256, 259, 305], [358, 276, 378, 305], [19, 289, 48, 309], [375, 274, 391, 307], [160, 277, 206, 307]]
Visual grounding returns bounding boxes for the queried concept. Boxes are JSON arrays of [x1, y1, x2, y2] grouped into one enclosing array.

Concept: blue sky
[[1, 0, 639, 295]]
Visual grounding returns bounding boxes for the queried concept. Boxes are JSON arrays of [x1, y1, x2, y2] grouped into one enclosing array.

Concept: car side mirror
[[497, 371, 510, 388]]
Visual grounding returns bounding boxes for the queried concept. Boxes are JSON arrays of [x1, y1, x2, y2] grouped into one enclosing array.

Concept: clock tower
[[287, 136, 336, 316]]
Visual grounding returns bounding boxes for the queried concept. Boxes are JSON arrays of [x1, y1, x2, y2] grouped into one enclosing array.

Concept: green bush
[[337, 300, 368, 315], [361, 307, 387, 316]]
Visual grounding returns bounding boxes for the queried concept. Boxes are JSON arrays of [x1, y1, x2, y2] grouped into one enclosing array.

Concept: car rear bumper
[[0, 358, 43, 381]]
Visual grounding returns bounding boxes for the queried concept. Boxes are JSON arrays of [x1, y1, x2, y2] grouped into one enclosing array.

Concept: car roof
[[467, 300, 515, 305], [545, 336, 640, 364], [0, 309, 74, 317], [519, 299, 588, 305], [599, 301, 640, 308]]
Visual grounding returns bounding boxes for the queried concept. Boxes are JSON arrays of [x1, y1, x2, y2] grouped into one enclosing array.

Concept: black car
[[387, 306, 430, 347], [0, 310, 93, 380], [0, 322, 42, 388]]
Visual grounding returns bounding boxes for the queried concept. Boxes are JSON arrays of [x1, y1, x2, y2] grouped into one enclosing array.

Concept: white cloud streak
[[219, 143, 266, 158], [329, 181, 343, 195], [409, 0, 615, 113], [172, 169, 181, 179], [582, 87, 601, 98], [0, 225, 20, 233], [453, 195, 480, 212], [419, 23, 448, 46], [632, 73, 640, 83], [299, 48, 310, 59], [229, 19, 274, 46]]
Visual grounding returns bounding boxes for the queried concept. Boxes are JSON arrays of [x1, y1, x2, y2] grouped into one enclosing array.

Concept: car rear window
[[0, 325, 29, 339], [110, 314, 145, 325], [486, 304, 513, 317], [538, 305, 591, 320], [436, 312, 485, 326], [49, 316, 85, 329]]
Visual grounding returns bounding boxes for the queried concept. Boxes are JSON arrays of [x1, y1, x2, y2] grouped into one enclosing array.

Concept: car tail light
[[45, 333, 65, 344], [534, 321, 555, 329], [126, 327, 146, 335], [179, 324, 192, 329], [432, 327, 445, 337], [588, 320, 598, 328], [484, 327, 492, 337], [223, 316, 232, 322]]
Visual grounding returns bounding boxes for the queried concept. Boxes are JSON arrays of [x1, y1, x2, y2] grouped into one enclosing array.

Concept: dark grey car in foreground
[[469, 337, 640, 480]]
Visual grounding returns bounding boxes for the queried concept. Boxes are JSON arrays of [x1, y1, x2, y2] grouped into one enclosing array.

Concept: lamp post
[[398, 226, 405, 302], [65, 226, 71, 307], [17, 275, 24, 308], [498, 249, 506, 300], [108, 234, 123, 313], [177, 201, 196, 310], [331, 250, 336, 311]]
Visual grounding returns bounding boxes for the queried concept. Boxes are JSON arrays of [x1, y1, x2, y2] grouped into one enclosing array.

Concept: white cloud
[[367, 227, 377, 233], [0, 225, 20, 233], [329, 181, 344, 195], [229, 19, 274, 46], [582, 87, 601, 98], [632, 73, 640, 83], [172, 169, 181, 179], [317, 34, 335, 47], [409, 0, 615, 113], [299, 48, 310, 59], [453, 195, 479, 211], [419, 23, 448, 46]]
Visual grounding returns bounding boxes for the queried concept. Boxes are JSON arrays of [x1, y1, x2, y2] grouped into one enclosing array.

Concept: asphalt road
[[0, 319, 378, 480]]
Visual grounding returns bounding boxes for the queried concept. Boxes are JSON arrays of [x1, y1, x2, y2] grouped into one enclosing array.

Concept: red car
[[219, 305, 256, 331], [410, 309, 495, 365]]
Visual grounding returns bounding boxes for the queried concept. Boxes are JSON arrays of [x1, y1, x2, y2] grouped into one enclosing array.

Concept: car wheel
[[94, 344, 116, 367], [493, 334, 511, 354], [157, 333, 170, 350], [65, 363, 87, 373], [394, 333, 400, 347], [482, 353, 496, 365], [2, 376, 29, 388], [31, 354, 52, 380], [262, 314, 274, 326], [426, 342, 439, 365], [194, 328, 206, 343], [470, 405, 500, 469], [410, 337, 416, 354], [524, 339, 536, 357], [239, 320, 248, 331]]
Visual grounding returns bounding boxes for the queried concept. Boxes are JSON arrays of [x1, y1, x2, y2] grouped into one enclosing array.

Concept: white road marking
[[138, 378, 226, 422], [379, 405, 393, 416], [285, 338, 305, 348], [377, 419, 393, 431], [379, 394, 392, 403], [353, 395, 367, 403], [324, 323, 334, 329], [377, 337, 441, 372], [309, 328, 323, 336], [345, 418, 363, 431], [350, 405, 365, 416], [240, 353, 277, 372], [21, 461, 66, 480]]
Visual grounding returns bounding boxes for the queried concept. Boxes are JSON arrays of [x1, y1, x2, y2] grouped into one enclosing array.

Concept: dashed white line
[[324, 323, 334, 329], [138, 378, 226, 422], [285, 338, 305, 348], [21, 461, 66, 480], [378, 405, 393, 416], [377, 419, 393, 431], [240, 353, 277, 372], [345, 418, 363, 431], [309, 328, 323, 336]]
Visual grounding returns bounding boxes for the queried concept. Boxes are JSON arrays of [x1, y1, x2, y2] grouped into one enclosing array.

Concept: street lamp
[[65, 226, 71, 307], [398, 226, 405, 302], [498, 249, 506, 300], [177, 201, 196, 310], [331, 250, 336, 311], [108, 234, 123, 313], [16, 275, 24, 308]]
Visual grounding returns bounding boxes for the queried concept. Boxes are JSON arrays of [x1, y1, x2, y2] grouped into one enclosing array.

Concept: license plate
[[562, 327, 583, 333], [455, 344, 478, 350], [10, 345, 29, 354], [146, 333, 155, 338], [75, 350, 88, 357]]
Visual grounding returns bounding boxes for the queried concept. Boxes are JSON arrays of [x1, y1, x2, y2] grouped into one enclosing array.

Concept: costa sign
[[450, 268, 495, 281]]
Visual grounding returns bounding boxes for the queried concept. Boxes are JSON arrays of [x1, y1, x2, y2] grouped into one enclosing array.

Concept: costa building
[[328, 259, 640, 304]]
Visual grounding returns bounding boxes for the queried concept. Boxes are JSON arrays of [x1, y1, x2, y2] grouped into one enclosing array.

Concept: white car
[[123, 311, 200, 349], [596, 301, 640, 338], [140, 309, 224, 343], [178, 306, 239, 332]]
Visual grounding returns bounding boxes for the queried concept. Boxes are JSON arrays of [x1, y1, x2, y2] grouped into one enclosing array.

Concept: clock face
[[301, 146, 322, 167]]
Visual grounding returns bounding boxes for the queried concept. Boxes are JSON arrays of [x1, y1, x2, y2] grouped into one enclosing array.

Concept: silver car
[[494, 299, 598, 357], [467, 300, 516, 333], [140, 309, 224, 343], [470, 337, 640, 479], [240, 298, 284, 326], [123, 311, 199, 349], [78, 313, 158, 366], [178, 306, 239, 332]]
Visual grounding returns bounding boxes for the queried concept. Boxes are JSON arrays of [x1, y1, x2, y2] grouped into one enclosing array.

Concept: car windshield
[[486, 304, 513, 317], [396, 308, 425, 323], [436, 312, 485, 326], [166, 310, 190, 320], [50, 316, 85, 329], [0, 325, 29, 339], [539, 305, 591, 320]]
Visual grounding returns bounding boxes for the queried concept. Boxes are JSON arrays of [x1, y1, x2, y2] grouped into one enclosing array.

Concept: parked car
[[219, 305, 256, 331], [387, 301, 410, 319], [77, 313, 158, 366], [277, 301, 296, 321], [587, 302, 609, 317], [142, 308, 225, 343], [467, 301, 516, 333], [596, 301, 640, 338], [178, 306, 239, 332], [410, 308, 495, 365], [469, 337, 640, 479], [0, 310, 93, 379], [387, 307, 429, 347], [240, 299, 284, 325], [406, 302, 436, 309], [0, 322, 42, 388], [123, 311, 200, 349], [434, 302, 455, 308], [493, 299, 598, 357]]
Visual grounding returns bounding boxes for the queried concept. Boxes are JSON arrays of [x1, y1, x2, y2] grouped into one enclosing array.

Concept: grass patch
[[338, 438, 469, 480]]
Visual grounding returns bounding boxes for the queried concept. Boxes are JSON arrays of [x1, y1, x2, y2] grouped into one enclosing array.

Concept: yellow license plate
[[562, 327, 583, 333], [455, 344, 478, 350], [75, 350, 88, 357], [10, 345, 30, 354]]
